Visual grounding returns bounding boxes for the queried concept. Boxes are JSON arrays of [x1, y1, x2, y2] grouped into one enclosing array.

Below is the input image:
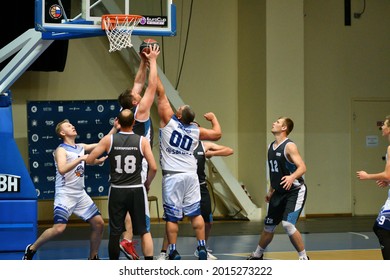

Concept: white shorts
[[53, 190, 100, 223], [162, 172, 201, 222]]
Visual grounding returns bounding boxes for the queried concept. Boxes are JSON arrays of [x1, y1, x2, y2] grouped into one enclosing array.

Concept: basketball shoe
[[246, 252, 264, 260], [22, 244, 36, 260], [157, 252, 169, 260], [194, 247, 218, 260], [197, 246, 207, 260], [120, 239, 140, 260], [168, 250, 181, 260]]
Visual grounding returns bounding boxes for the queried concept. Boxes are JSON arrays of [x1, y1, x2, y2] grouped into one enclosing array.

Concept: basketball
[[139, 38, 159, 54]]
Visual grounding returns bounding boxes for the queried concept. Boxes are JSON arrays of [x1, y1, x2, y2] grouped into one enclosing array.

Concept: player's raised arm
[[135, 43, 160, 121], [156, 75, 174, 127], [199, 112, 222, 141]]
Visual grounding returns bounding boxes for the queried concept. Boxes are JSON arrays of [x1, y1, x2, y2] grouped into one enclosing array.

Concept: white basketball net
[[102, 16, 141, 52]]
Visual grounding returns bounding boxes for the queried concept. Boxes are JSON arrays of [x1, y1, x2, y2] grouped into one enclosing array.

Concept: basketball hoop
[[101, 14, 143, 52]]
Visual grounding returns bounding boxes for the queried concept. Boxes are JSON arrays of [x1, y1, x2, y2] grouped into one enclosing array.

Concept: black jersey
[[267, 138, 304, 193], [194, 141, 206, 184], [108, 132, 144, 186]]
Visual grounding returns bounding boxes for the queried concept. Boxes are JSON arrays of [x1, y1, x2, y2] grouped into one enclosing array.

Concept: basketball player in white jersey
[[357, 115, 390, 259], [156, 76, 222, 260], [157, 139, 233, 260], [23, 120, 106, 260]]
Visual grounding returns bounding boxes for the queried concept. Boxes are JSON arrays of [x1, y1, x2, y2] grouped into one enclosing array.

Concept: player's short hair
[[181, 105, 195, 125], [279, 117, 294, 135], [117, 109, 134, 128], [55, 119, 70, 139], [118, 89, 133, 110]]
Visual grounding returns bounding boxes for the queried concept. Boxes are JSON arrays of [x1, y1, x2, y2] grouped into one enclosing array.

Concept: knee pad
[[264, 224, 277, 233], [282, 221, 297, 236]]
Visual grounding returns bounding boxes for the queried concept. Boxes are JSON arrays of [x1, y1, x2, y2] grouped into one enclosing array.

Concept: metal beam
[[0, 29, 54, 94]]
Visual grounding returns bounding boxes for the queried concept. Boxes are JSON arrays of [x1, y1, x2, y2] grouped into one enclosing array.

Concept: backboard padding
[[35, 0, 176, 39]]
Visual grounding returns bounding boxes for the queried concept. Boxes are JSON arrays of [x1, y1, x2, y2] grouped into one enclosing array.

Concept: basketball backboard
[[35, 0, 176, 39]]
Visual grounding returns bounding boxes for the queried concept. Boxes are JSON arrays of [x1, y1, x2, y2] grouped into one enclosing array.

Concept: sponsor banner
[[27, 100, 118, 199]]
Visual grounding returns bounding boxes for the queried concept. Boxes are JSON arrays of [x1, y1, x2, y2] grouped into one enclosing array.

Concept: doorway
[[351, 99, 390, 215]]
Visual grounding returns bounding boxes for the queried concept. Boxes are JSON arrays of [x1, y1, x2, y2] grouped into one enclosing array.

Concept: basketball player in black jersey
[[86, 109, 157, 260], [248, 117, 309, 260], [113, 44, 160, 259]]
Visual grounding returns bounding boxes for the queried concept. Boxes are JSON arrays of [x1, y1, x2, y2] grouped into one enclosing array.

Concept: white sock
[[298, 249, 307, 258], [254, 245, 265, 257]]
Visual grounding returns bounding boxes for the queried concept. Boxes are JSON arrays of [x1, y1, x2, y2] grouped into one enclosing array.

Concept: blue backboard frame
[[35, 0, 176, 40]]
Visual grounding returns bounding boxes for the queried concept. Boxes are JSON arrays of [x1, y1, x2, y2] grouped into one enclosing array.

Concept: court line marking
[[348, 232, 369, 239]]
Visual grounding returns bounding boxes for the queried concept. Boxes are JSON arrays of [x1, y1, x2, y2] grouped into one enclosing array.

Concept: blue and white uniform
[[372, 150, 390, 260], [131, 105, 154, 147], [376, 189, 390, 230], [53, 143, 100, 224], [159, 115, 201, 221], [131, 105, 153, 183], [375, 153, 390, 231]]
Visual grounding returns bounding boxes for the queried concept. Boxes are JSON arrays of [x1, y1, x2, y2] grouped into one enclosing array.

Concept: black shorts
[[373, 222, 390, 260], [200, 182, 212, 223], [265, 184, 307, 226], [108, 185, 149, 236]]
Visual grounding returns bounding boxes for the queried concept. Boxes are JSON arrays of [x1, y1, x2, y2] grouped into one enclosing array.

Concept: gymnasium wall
[[6, 0, 390, 221]]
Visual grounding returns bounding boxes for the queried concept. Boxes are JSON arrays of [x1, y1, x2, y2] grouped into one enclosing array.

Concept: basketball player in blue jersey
[[156, 75, 222, 260], [248, 117, 309, 260], [86, 109, 157, 260], [117, 43, 160, 146], [114, 44, 160, 260], [357, 115, 390, 260], [23, 120, 106, 260]]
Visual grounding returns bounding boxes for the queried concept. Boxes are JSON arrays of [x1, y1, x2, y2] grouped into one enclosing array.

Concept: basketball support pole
[[0, 29, 51, 259], [0, 28, 54, 94], [0, 91, 38, 259]]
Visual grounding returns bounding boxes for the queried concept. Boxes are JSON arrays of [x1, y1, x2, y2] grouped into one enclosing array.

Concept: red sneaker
[[120, 239, 140, 260]]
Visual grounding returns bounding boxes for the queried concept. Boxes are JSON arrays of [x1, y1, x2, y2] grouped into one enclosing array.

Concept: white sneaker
[[157, 252, 168, 260], [298, 256, 309, 260], [206, 252, 218, 260], [194, 249, 218, 260]]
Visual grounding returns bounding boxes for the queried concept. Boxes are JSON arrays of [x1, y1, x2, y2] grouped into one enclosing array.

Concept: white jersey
[[159, 115, 199, 173], [376, 152, 390, 230], [54, 143, 86, 194]]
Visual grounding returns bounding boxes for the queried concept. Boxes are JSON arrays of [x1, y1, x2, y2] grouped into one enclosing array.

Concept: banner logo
[[0, 174, 21, 193]]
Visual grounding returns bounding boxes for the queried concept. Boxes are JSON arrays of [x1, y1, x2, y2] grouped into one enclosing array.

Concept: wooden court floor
[[2, 215, 383, 260]]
